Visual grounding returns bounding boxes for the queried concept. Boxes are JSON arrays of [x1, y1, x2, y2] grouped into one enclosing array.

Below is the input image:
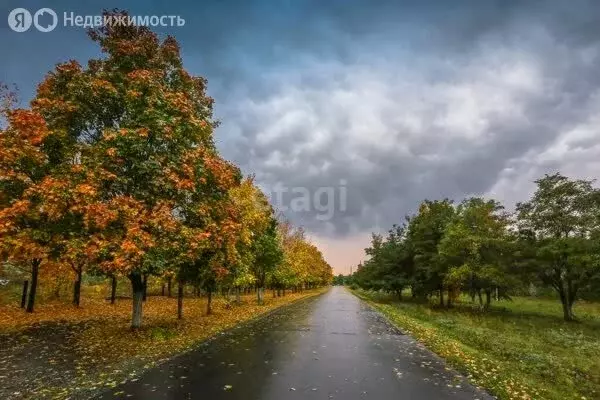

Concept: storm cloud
[[208, 0, 600, 237]]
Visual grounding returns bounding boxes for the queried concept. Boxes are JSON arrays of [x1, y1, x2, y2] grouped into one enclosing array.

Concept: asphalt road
[[98, 287, 492, 400]]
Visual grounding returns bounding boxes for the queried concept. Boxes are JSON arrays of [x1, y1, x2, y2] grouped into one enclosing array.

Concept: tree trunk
[[439, 288, 444, 307], [558, 285, 575, 321], [177, 281, 184, 320], [161, 283, 165, 296], [206, 289, 213, 315], [142, 274, 148, 302], [257, 287, 264, 305], [110, 276, 117, 304], [562, 301, 575, 321], [26, 259, 40, 313], [235, 287, 241, 304], [73, 267, 82, 307], [20, 280, 28, 308], [130, 273, 145, 329], [167, 276, 172, 297], [484, 289, 491, 310]]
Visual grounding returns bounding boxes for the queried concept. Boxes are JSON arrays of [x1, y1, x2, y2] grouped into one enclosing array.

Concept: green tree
[[439, 197, 513, 309], [516, 173, 600, 321], [251, 218, 283, 304], [360, 224, 413, 299], [406, 199, 456, 303], [382, 224, 414, 300], [333, 274, 348, 285]]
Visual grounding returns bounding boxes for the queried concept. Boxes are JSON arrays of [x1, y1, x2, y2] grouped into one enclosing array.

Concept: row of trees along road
[[0, 12, 332, 328], [351, 173, 600, 321]]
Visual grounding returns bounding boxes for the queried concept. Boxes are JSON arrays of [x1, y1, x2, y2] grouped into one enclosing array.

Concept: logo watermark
[[261, 180, 348, 222], [8, 8, 32, 32], [34, 8, 58, 33], [8, 9, 185, 33]]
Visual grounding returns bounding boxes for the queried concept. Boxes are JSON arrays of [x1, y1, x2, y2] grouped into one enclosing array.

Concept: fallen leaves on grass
[[356, 292, 540, 400]]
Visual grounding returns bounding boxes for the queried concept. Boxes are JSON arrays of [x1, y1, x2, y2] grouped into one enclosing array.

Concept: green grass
[[353, 289, 600, 400]]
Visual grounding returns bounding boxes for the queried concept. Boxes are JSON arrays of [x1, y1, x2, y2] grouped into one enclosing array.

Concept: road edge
[[348, 288, 496, 400]]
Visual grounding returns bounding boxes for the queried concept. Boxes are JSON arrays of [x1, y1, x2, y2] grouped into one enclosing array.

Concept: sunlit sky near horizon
[[2, 0, 600, 274]]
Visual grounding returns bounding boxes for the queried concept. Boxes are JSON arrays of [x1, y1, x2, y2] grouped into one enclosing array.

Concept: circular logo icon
[[8, 8, 32, 32], [33, 8, 57, 32]]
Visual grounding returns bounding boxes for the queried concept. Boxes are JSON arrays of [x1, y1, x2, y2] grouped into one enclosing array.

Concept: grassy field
[[0, 287, 326, 399], [353, 289, 600, 400]]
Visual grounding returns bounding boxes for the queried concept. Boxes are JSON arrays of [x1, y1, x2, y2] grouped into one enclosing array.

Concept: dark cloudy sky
[[2, 0, 600, 273]]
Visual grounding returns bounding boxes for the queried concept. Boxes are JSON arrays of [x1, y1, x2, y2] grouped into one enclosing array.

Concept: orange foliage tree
[[1, 11, 333, 326], [27, 11, 238, 327], [0, 84, 69, 312]]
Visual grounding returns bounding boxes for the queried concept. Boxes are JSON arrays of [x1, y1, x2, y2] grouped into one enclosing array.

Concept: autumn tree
[[275, 220, 332, 293], [275, 221, 303, 294], [0, 106, 55, 312], [227, 178, 272, 303], [0, 83, 85, 312], [28, 11, 237, 327]]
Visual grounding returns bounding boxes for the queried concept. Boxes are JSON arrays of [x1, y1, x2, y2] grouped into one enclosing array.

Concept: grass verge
[[352, 289, 600, 400]]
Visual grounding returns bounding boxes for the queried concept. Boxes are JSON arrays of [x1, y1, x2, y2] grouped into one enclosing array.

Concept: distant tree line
[[333, 274, 351, 285], [350, 173, 600, 321]]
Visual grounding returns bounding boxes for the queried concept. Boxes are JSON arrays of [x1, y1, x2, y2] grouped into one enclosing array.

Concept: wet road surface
[[98, 287, 492, 400]]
